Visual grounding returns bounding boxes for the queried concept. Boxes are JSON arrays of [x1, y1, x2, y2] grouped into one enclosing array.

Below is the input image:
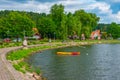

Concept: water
[[26, 44, 120, 80]]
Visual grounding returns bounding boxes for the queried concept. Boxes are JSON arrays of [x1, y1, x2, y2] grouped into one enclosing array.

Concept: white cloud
[[0, 0, 120, 23], [57, 0, 97, 13], [57, 0, 83, 6], [112, 11, 120, 23], [99, 11, 120, 23], [89, 2, 112, 14], [0, 0, 53, 13], [116, 11, 120, 19]]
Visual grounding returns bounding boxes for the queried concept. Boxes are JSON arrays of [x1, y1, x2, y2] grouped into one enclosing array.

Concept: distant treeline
[[0, 4, 119, 39], [97, 23, 120, 39]]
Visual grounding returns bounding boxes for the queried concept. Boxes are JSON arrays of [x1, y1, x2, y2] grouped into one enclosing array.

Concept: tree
[[0, 6, 100, 40], [50, 4, 67, 39], [67, 13, 81, 38], [107, 22, 120, 39], [0, 11, 35, 38], [38, 16, 56, 38], [74, 9, 99, 38]]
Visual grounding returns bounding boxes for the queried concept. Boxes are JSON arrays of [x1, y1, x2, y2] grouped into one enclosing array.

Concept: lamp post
[[54, 32, 56, 42], [23, 30, 26, 38], [7, 30, 10, 38], [48, 34, 51, 43]]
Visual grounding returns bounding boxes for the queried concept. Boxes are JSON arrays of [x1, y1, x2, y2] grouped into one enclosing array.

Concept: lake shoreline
[[6, 40, 120, 80]]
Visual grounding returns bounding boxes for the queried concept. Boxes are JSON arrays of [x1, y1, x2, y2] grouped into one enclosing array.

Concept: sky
[[0, 0, 120, 24]]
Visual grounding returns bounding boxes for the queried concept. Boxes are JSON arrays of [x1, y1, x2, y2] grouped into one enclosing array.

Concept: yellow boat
[[57, 52, 80, 55]]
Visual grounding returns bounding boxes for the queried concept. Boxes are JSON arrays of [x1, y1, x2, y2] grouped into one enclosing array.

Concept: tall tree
[[67, 12, 82, 38], [38, 16, 56, 38], [50, 4, 67, 39], [74, 9, 99, 38]]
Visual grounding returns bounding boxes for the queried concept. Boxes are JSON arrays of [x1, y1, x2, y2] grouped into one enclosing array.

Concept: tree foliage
[[0, 4, 100, 40], [107, 22, 120, 39], [38, 16, 56, 38], [0, 11, 35, 38]]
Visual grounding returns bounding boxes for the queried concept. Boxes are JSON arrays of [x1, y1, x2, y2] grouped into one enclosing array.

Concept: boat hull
[[57, 52, 80, 55]]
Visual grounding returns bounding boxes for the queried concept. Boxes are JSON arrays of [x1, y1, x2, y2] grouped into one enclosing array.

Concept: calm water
[[26, 44, 120, 80]]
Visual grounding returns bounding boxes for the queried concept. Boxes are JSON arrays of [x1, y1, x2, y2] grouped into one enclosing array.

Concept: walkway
[[0, 46, 35, 80], [0, 43, 54, 80]]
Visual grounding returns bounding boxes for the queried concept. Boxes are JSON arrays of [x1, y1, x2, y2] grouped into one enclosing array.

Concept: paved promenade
[[0, 43, 53, 80], [0, 46, 36, 80]]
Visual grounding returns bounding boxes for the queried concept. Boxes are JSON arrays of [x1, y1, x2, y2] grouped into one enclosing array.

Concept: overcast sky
[[0, 0, 120, 24]]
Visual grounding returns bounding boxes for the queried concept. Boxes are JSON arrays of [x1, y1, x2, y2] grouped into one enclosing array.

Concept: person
[[49, 38, 51, 43], [81, 33, 85, 40], [23, 38, 28, 47]]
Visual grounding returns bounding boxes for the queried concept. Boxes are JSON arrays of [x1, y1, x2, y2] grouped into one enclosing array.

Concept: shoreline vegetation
[[6, 40, 120, 80]]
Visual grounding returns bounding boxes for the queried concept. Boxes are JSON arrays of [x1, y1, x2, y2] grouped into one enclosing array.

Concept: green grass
[[6, 43, 67, 74], [13, 62, 26, 73], [0, 39, 47, 48], [7, 46, 50, 61], [6, 39, 120, 74]]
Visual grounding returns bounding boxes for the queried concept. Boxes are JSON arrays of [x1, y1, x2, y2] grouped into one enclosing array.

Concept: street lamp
[[23, 30, 26, 38], [48, 34, 51, 43], [54, 32, 56, 42], [7, 30, 10, 38]]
